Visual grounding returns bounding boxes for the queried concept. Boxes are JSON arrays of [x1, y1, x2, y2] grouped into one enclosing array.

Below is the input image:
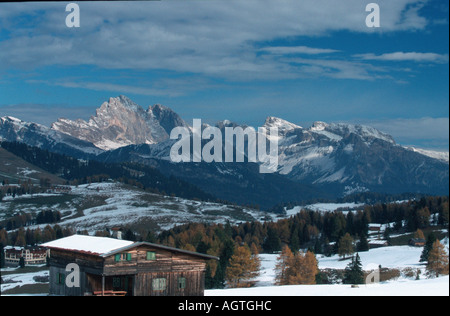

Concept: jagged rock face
[[51, 95, 188, 151]]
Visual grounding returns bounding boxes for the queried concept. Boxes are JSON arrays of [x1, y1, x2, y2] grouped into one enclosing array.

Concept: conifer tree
[[225, 245, 260, 288], [414, 229, 425, 240], [275, 245, 294, 285], [275, 245, 318, 285], [263, 226, 281, 253], [297, 250, 318, 285], [19, 256, 25, 269], [343, 253, 364, 285], [420, 232, 437, 262], [426, 240, 449, 278], [357, 233, 369, 252]]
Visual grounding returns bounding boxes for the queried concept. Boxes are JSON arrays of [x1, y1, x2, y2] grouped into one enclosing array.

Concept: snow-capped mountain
[[95, 110, 448, 199], [1, 95, 448, 203], [0, 116, 102, 157], [51, 95, 189, 151], [268, 119, 448, 195]]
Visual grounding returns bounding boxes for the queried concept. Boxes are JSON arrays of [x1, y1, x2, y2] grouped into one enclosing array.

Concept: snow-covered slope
[[405, 147, 449, 164], [0, 182, 268, 233], [206, 276, 449, 296], [207, 244, 449, 296]]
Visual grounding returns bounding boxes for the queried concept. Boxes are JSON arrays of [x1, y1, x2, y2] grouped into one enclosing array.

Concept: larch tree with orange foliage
[[275, 245, 318, 285], [426, 240, 449, 278], [225, 245, 261, 288]]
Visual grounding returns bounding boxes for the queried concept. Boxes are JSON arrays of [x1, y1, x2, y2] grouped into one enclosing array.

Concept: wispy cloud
[[260, 46, 340, 55], [0, 0, 437, 81], [355, 52, 449, 63]]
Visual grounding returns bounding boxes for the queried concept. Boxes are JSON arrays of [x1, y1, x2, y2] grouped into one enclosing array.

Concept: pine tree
[[343, 253, 364, 285], [213, 261, 226, 289], [357, 233, 369, 252], [420, 232, 437, 262], [426, 240, 449, 278], [263, 227, 281, 253], [19, 256, 25, 269], [0, 244, 5, 268]]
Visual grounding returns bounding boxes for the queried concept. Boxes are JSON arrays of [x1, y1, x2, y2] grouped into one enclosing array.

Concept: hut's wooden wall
[[48, 244, 208, 296]]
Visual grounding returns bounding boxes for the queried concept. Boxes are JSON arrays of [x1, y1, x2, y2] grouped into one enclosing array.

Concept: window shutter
[[57, 273, 65, 285], [115, 254, 121, 262], [127, 253, 132, 261], [146, 251, 156, 260]]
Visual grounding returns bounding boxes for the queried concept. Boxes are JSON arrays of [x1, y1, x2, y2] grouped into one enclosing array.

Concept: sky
[[0, 0, 448, 151]]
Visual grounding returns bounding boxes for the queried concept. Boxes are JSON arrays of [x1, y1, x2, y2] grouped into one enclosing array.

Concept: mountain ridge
[[1, 95, 448, 206]]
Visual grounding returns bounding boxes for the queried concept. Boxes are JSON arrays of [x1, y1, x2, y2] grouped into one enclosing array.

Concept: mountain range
[[1, 95, 448, 208]]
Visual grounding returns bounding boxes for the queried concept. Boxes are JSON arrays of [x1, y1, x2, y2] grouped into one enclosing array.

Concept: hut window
[[115, 253, 132, 262], [178, 277, 186, 290], [152, 278, 166, 291], [146, 251, 156, 260]]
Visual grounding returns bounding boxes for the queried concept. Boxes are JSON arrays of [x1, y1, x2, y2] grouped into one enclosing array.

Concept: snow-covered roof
[[41, 235, 134, 256], [42, 234, 219, 260]]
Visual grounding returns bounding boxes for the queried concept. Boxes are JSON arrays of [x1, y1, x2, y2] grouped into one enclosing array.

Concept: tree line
[[1, 195, 448, 286], [0, 210, 62, 231]]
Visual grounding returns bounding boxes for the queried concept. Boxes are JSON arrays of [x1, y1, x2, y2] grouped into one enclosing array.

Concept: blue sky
[[0, 0, 448, 150]]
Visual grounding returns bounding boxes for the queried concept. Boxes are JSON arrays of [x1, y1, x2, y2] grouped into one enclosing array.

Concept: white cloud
[[261, 46, 340, 55], [355, 52, 449, 63], [26, 77, 221, 98], [282, 57, 390, 80], [0, 0, 436, 81]]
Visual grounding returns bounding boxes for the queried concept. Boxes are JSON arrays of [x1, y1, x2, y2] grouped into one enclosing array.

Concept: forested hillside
[[0, 141, 216, 202]]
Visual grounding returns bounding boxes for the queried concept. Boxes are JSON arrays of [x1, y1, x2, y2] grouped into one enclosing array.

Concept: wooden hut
[[42, 235, 218, 296], [409, 238, 426, 247]]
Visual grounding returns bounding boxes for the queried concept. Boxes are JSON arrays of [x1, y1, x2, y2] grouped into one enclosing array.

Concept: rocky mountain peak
[[264, 116, 302, 132], [311, 121, 328, 131], [51, 96, 187, 151]]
